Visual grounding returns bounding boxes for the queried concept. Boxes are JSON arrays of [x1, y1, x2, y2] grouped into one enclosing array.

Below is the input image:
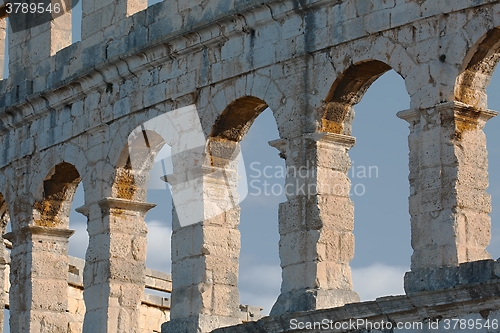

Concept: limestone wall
[[3, 252, 171, 333]]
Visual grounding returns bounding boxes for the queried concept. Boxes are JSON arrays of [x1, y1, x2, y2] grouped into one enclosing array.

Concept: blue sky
[[3, 0, 500, 328]]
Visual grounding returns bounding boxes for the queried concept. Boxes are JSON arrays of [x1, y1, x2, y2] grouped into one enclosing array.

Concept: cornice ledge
[[98, 197, 156, 213]]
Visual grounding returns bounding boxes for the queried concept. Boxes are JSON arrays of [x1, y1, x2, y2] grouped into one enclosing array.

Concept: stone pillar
[[162, 140, 242, 333], [270, 132, 360, 315], [398, 102, 497, 290], [81, 0, 146, 47], [4, 226, 74, 333], [8, 0, 71, 78], [78, 198, 155, 333]]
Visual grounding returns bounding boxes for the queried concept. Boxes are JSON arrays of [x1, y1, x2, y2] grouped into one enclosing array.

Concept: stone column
[[398, 102, 497, 290], [162, 140, 242, 333], [4, 226, 74, 333], [79, 198, 155, 333], [270, 132, 360, 315], [8, 0, 71, 79]]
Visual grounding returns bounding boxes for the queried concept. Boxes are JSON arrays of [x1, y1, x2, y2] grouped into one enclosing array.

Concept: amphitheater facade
[[1, 0, 500, 332]]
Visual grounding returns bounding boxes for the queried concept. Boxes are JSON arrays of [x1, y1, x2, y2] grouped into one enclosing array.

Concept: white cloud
[[352, 263, 408, 301]]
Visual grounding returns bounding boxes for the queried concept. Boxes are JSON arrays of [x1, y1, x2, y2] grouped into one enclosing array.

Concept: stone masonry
[[0, 0, 500, 332]]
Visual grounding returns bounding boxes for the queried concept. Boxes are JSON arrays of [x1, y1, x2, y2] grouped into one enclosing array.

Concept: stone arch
[[108, 103, 207, 201], [33, 162, 81, 228], [200, 72, 287, 140], [208, 96, 268, 169], [112, 129, 166, 201], [455, 27, 500, 109], [210, 96, 268, 142], [107, 110, 167, 174], [321, 35, 416, 112], [105, 98, 196, 175], [28, 143, 91, 213], [321, 60, 395, 134], [205, 94, 278, 224], [202, 69, 290, 164]]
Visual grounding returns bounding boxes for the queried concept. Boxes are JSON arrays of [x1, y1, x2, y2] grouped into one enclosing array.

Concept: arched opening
[[322, 60, 392, 135], [34, 162, 81, 228], [113, 129, 164, 202], [486, 69, 500, 259], [35, 162, 82, 330], [6, 162, 80, 332], [143, 142, 173, 331], [348, 70, 411, 301], [116, 123, 176, 332], [455, 28, 500, 109], [455, 27, 500, 262], [209, 97, 283, 316], [68, 183, 86, 259], [237, 108, 283, 315], [67, 182, 86, 329], [324, 61, 410, 301], [459, 28, 500, 260], [145, 143, 173, 273], [211, 96, 268, 142]]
